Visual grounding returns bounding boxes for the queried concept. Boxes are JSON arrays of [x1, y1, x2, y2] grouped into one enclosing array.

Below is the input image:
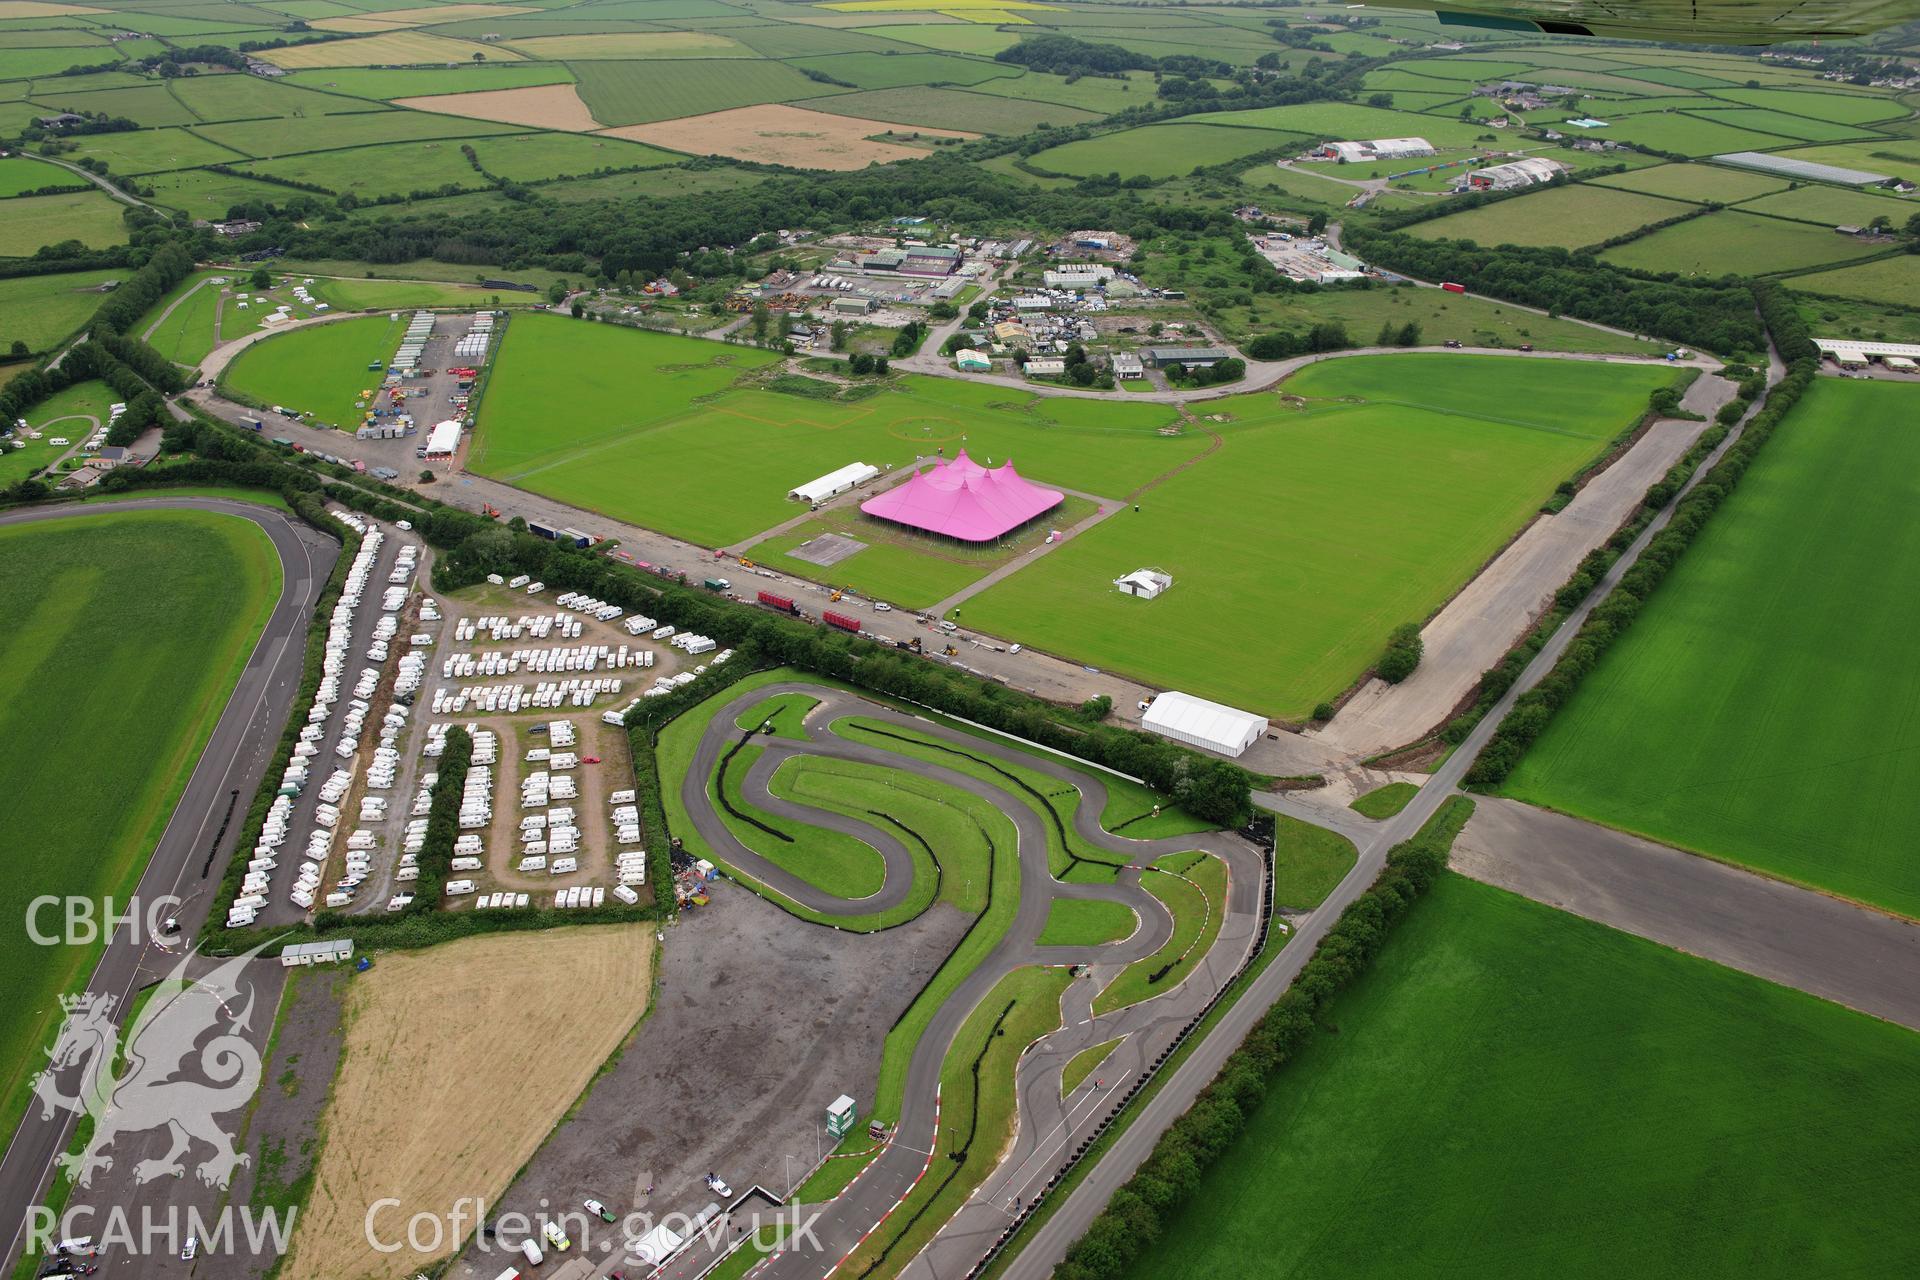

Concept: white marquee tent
[[791, 461, 879, 504], [423, 418, 462, 458], [1142, 690, 1266, 758]]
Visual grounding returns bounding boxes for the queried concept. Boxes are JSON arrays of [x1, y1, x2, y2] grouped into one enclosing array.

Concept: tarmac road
[[0, 497, 339, 1276]]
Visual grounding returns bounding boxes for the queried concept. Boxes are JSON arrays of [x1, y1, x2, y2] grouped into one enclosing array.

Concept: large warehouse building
[[1142, 691, 1267, 758], [859, 450, 1062, 542], [1314, 137, 1435, 163]]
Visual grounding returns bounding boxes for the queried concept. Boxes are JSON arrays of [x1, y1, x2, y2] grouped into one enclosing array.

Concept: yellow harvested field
[[394, 83, 602, 132], [279, 927, 655, 1280], [0, 1, 103, 15], [262, 31, 523, 68], [600, 103, 973, 170], [501, 31, 745, 58]]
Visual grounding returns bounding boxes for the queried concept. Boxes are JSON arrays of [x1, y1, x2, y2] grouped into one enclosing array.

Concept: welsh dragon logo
[[33, 944, 272, 1190]]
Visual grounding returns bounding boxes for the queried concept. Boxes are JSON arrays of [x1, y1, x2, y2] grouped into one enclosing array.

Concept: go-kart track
[[663, 684, 1269, 1280]]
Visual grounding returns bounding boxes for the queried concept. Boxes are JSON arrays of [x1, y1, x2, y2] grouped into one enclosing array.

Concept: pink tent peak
[[860, 449, 1064, 542]]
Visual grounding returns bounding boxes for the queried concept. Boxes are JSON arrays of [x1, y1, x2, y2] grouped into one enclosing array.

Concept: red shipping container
[[1441, 282, 1466, 293], [823, 610, 861, 633]]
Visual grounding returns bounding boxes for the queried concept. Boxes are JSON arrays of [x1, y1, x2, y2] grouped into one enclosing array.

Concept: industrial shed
[[1147, 346, 1230, 369], [1142, 691, 1267, 758], [791, 461, 879, 504], [1455, 157, 1565, 191]]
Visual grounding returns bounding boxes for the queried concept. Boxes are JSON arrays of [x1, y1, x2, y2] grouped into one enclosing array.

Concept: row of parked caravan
[[432, 678, 626, 714], [440, 643, 655, 680], [670, 631, 717, 657], [555, 591, 624, 623], [230, 516, 389, 929], [454, 612, 580, 643], [611, 786, 646, 891]]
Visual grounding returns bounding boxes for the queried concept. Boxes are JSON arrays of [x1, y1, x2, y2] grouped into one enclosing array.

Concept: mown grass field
[[0, 152, 76, 195], [222, 313, 408, 429], [141, 273, 222, 368], [807, 85, 1097, 134], [283, 63, 576, 99], [1031, 122, 1305, 180], [1126, 872, 1920, 1280], [0, 267, 123, 354], [1600, 210, 1888, 277], [1503, 380, 1920, 918], [1095, 852, 1225, 1015], [470, 314, 1195, 548], [0, 188, 127, 257], [0, 510, 280, 1149], [1038, 898, 1138, 947], [570, 58, 842, 126], [1589, 161, 1789, 203], [1785, 254, 1920, 306], [965, 355, 1677, 717], [1407, 184, 1691, 250]]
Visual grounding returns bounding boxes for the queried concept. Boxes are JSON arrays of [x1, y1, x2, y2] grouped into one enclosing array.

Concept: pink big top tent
[[860, 449, 1064, 542]]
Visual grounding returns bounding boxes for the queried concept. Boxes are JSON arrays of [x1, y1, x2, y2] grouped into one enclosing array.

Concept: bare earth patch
[[393, 82, 603, 132], [278, 926, 654, 1280], [599, 103, 974, 170]]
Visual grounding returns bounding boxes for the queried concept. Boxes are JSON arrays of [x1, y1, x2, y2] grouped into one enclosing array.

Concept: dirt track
[[280, 926, 654, 1280]]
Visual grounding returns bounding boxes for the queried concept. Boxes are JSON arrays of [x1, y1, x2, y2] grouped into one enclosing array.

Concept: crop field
[[787, 50, 1016, 90], [0, 267, 121, 353], [570, 58, 842, 126], [164, 72, 381, 120], [1127, 872, 1920, 1280], [1503, 380, 1920, 918], [963, 355, 1678, 717], [501, 30, 751, 59], [1600, 210, 1888, 277], [222, 313, 410, 430], [1407, 184, 1690, 250], [259, 29, 519, 68], [806, 85, 1097, 134], [193, 108, 524, 158], [282, 63, 575, 99], [1589, 161, 1790, 203], [851, 23, 1021, 53], [1031, 122, 1305, 180], [470, 315, 1195, 548], [1784, 254, 1920, 306], [604, 102, 970, 167], [281, 927, 654, 1280], [0, 509, 279, 1143], [0, 188, 125, 256]]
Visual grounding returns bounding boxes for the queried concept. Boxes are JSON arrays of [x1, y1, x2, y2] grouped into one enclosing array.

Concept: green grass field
[[466, 132, 679, 181], [165, 73, 380, 120], [1030, 122, 1305, 180], [808, 85, 1098, 134], [0, 189, 127, 257], [0, 268, 122, 354], [141, 273, 222, 368], [221, 313, 408, 429], [1502, 380, 1920, 918], [1600, 210, 1888, 277], [1589, 161, 1790, 203], [1736, 184, 1920, 227], [0, 154, 71, 196], [1349, 782, 1418, 819], [965, 355, 1677, 717], [470, 314, 1196, 548], [1785, 254, 1920, 307], [238, 138, 486, 199], [282, 64, 577, 99], [58, 126, 245, 174], [1407, 184, 1691, 250], [570, 58, 843, 126], [1124, 872, 1920, 1280], [1038, 898, 1138, 947], [192, 110, 523, 160], [0, 510, 279, 1148]]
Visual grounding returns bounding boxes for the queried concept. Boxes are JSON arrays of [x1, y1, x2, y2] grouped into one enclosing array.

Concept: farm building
[[1112, 352, 1145, 379], [860, 449, 1063, 543], [1830, 347, 1870, 369], [1025, 358, 1067, 377], [1147, 346, 1230, 369], [1454, 157, 1565, 191], [423, 419, 463, 459], [1315, 137, 1434, 163], [956, 349, 992, 371], [832, 297, 873, 316], [791, 462, 880, 504], [1142, 691, 1266, 758], [1114, 569, 1172, 599]]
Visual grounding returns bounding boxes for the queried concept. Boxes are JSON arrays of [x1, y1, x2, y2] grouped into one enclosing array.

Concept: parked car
[[584, 1198, 615, 1223], [706, 1173, 732, 1198], [542, 1222, 571, 1252]]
